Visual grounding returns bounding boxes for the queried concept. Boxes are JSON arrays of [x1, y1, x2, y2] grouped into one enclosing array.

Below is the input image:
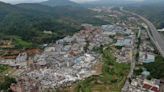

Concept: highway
[[138, 15, 164, 57], [121, 8, 164, 58], [121, 8, 164, 92]]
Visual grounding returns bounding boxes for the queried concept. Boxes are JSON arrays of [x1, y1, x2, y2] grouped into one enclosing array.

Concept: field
[[14, 37, 33, 48]]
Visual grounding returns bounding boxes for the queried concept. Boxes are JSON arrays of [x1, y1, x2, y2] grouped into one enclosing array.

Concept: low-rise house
[[10, 83, 24, 92], [44, 47, 56, 52], [143, 79, 160, 92], [16, 52, 27, 62], [139, 52, 155, 63], [43, 30, 53, 34], [141, 69, 150, 78], [115, 38, 132, 47]]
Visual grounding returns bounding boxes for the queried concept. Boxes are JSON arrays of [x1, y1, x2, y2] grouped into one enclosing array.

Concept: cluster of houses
[[0, 24, 138, 91], [127, 77, 160, 92], [139, 29, 155, 64], [101, 24, 135, 63], [126, 28, 160, 92], [24, 24, 115, 89], [0, 49, 41, 69]]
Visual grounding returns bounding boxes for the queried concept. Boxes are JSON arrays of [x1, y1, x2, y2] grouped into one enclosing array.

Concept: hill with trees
[[40, 0, 79, 7], [125, 2, 164, 29], [0, 1, 108, 48], [144, 56, 164, 79]]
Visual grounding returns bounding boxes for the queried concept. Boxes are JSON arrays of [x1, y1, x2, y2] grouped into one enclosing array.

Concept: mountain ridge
[[40, 0, 79, 7], [0, 1, 108, 46]]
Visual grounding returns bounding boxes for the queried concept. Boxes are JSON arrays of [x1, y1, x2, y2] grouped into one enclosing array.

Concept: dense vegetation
[[0, 65, 16, 92], [0, 76, 17, 91], [144, 56, 164, 79], [125, 3, 164, 29], [40, 0, 79, 7], [0, 2, 109, 48], [75, 46, 130, 92], [0, 65, 8, 73]]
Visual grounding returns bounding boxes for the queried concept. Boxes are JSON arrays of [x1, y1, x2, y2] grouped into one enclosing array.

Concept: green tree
[[144, 56, 164, 79], [0, 76, 17, 91]]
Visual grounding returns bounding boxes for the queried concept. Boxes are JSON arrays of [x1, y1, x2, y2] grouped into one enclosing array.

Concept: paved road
[[121, 41, 136, 92], [138, 16, 164, 57], [123, 9, 164, 57], [121, 7, 164, 92]]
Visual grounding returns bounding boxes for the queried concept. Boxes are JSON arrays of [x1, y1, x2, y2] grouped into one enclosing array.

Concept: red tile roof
[[143, 83, 159, 92], [151, 86, 159, 92], [143, 83, 152, 89]]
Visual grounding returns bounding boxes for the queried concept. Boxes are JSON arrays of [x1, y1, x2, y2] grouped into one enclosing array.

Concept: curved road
[[137, 15, 164, 57], [121, 8, 164, 58], [121, 8, 164, 92]]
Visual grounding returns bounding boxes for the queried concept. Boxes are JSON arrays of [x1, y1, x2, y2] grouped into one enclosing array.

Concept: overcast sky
[[0, 0, 145, 4], [71, 0, 98, 3]]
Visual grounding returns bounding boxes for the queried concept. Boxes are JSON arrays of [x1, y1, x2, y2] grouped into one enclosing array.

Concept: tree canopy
[[144, 56, 164, 79]]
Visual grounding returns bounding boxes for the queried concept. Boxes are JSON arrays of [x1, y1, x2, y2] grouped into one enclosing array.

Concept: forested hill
[[125, 3, 164, 29], [40, 0, 79, 7], [0, 1, 108, 47]]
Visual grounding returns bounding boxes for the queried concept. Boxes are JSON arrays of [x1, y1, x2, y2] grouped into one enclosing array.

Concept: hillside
[[0, 2, 78, 45], [83, 0, 145, 7], [40, 0, 78, 7], [124, 3, 164, 29], [0, 2, 108, 48]]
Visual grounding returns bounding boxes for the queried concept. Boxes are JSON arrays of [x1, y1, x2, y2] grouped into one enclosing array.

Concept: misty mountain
[[84, 0, 164, 6], [40, 0, 78, 7], [84, 0, 141, 6], [143, 0, 164, 3]]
